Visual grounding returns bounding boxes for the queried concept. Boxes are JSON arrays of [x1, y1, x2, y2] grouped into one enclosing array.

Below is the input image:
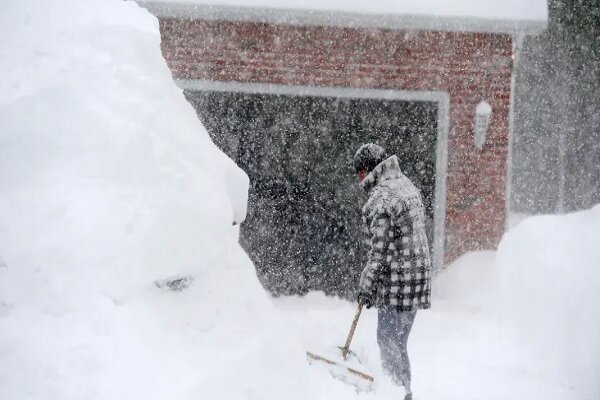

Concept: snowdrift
[[0, 1, 347, 399], [496, 206, 600, 398], [432, 205, 600, 399]]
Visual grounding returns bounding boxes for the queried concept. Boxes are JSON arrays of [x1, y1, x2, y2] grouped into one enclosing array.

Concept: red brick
[[158, 18, 513, 266]]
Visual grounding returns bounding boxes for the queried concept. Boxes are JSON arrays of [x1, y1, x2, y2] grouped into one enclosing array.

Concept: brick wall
[[158, 18, 513, 264]]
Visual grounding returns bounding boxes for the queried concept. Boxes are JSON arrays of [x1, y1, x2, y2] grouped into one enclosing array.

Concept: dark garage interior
[[185, 90, 438, 297]]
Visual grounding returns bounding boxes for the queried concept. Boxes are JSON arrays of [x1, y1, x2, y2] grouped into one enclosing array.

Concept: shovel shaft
[[341, 301, 363, 360]]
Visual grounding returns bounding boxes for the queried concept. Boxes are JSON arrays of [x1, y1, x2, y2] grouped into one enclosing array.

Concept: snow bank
[[0, 1, 352, 399], [496, 205, 600, 398]]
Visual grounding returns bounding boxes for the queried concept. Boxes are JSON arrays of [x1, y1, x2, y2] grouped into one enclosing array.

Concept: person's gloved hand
[[357, 292, 374, 309]]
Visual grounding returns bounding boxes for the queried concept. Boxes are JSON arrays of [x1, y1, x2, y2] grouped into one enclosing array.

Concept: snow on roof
[[139, 0, 548, 34]]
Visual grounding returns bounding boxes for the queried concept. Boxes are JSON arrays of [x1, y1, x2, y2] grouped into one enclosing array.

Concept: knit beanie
[[353, 143, 387, 173]]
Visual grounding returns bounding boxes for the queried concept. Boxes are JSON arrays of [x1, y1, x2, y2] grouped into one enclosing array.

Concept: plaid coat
[[358, 155, 432, 311]]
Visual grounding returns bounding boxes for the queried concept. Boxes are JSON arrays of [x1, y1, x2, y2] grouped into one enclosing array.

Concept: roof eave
[[138, 1, 548, 35]]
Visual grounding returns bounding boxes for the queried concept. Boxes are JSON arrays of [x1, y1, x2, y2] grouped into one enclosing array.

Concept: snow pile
[[496, 206, 600, 398], [432, 206, 600, 399], [0, 1, 346, 399]]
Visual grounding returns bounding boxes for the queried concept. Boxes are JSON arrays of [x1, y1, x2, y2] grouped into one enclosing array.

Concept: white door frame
[[176, 79, 450, 271]]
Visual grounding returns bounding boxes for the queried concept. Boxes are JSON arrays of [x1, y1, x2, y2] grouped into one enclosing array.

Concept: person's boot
[[404, 393, 412, 400]]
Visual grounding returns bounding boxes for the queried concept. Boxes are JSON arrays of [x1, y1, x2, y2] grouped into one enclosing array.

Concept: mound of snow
[[496, 205, 600, 398], [0, 1, 358, 399], [434, 205, 600, 398]]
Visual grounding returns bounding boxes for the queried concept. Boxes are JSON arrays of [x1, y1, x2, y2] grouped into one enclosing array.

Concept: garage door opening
[[185, 85, 447, 297]]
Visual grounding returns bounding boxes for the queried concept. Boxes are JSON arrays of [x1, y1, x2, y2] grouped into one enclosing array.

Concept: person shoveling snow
[[307, 143, 432, 397], [354, 143, 432, 400]]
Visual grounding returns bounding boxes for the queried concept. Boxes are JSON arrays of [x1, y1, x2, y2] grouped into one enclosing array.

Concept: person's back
[[354, 144, 431, 399], [360, 153, 432, 311]]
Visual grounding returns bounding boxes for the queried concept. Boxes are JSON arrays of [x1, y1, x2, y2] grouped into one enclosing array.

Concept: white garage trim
[[176, 78, 449, 272], [506, 33, 524, 224]]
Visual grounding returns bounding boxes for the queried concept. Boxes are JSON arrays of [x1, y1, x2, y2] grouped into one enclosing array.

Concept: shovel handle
[[341, 301, 364, 360]]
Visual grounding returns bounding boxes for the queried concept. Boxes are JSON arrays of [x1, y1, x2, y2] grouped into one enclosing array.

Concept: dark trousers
[[377, 307, 417, 391]]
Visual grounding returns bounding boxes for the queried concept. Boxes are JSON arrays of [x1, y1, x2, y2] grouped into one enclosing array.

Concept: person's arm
[[359, 210, 391, 298]]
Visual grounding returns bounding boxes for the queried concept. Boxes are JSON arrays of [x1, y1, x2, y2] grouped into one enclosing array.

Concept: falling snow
[[0, 0, 598, 399]]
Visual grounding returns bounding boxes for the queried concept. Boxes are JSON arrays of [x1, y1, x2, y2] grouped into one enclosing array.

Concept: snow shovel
[[306, 300, 374, 388]]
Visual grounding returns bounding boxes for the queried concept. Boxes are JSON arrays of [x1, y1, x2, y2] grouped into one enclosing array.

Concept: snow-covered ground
[[1, 1, 598, 400], [278, 206, 600, 399]]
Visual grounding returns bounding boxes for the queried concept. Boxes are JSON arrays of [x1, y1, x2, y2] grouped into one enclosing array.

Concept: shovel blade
[[306, 351, 374, 391]]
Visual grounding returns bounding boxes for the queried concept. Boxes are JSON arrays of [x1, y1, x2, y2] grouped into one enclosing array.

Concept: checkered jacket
[[358, 155, 432, 311]]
